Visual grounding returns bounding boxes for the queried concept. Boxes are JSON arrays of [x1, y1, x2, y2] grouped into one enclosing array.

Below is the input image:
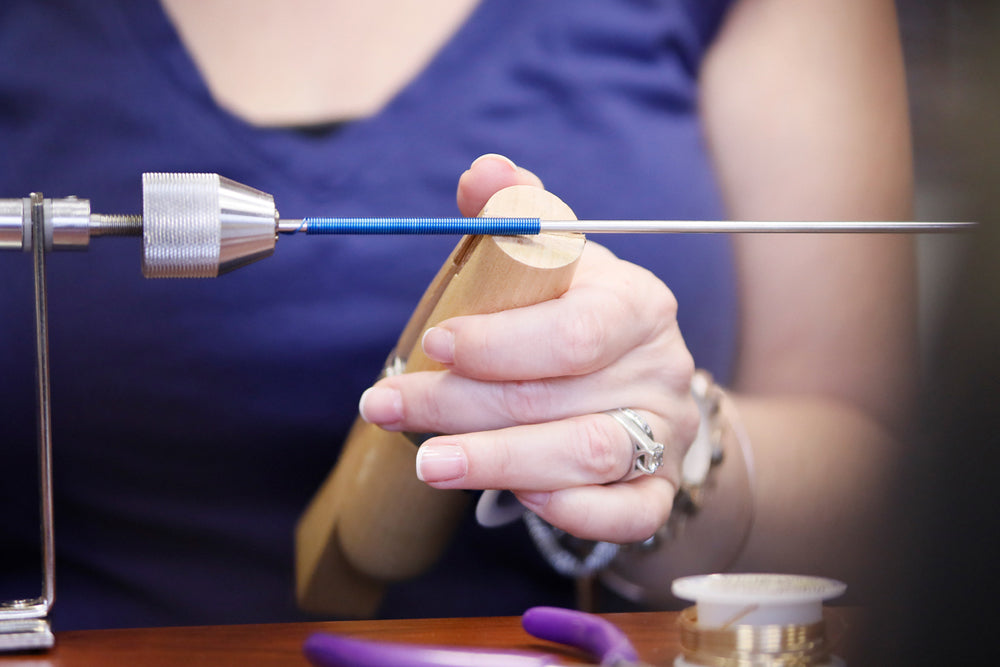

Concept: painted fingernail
[[416, 444, 467, 483], [470, 153, 518, 172], [422, 327, 455, 364], [358, 386, 403, 426]]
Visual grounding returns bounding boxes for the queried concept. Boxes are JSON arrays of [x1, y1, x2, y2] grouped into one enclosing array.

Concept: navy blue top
[[0, 0, 735, 630]]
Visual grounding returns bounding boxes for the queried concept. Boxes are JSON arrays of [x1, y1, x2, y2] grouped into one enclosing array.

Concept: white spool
[[671, 574, 847, 667], [672, 573, 845, 626]]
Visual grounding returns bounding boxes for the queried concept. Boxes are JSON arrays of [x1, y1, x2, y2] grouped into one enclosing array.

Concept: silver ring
[[604, 408, 664, 479]]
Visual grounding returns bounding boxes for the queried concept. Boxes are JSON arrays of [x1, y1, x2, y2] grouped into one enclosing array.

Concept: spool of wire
[[671, 573, 846, 666]]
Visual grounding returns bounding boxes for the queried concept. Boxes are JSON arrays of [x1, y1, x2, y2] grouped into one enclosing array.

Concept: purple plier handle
[[303, 632, 561, 667], [521, 607, 640, 667], [303, 606, 641, 667]]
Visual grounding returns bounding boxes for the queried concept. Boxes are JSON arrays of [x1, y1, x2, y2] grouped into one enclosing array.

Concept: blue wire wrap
[[303, 217, 542, 235]]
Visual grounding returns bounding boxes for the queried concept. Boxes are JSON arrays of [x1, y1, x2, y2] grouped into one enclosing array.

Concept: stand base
[[0, 618, 54, 653]]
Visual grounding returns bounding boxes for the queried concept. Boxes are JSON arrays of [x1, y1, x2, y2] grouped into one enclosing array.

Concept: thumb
[[456, 153, 545, 216]]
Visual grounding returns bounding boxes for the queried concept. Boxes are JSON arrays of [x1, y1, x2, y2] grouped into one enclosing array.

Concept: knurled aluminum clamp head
[[141, 172, 279, 278]]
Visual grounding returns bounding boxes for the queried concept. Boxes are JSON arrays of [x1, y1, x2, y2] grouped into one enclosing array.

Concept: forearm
[[606, 0, 916, 607], [606, 392, 901, 605], [730, 395, 900, 587]]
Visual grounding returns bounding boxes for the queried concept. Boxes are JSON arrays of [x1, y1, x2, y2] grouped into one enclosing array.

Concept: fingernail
[[470, 153, 518, 172], [516, 491, 551, 509], [422, 327, 454, 364], [416, 444, 467, 483], [358, 386, 403, 426]]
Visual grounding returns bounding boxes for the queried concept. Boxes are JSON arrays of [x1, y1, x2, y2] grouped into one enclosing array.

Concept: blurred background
[[884, 0, 998, 662], [902, 0, 996, 353]]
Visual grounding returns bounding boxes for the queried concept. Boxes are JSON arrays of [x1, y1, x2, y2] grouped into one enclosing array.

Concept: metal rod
[[32, 192, 56, 618], [278, 217, 975, 235], [539, 220, 976, 234], [0, 194, 56, 653]]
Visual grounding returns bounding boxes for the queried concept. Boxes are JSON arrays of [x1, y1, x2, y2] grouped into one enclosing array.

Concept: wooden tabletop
[[1, 612, 685, 667], [3, 608, 872, 666]]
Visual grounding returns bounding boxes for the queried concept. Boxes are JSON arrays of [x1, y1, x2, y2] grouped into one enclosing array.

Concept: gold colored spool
[[677, 606, 836, 666]]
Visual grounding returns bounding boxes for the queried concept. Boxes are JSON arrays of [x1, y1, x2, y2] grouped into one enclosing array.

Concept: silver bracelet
[[600, 370, 756, 603], [522, 512, 620, 578]]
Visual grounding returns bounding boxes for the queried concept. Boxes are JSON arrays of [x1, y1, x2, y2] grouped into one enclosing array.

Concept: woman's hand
[[358, 154, 698, 544]]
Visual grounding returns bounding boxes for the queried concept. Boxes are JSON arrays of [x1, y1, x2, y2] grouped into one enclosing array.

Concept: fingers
[[404, 406, 690, 543], [359, 358, 684, 435], [422, 245, 683, 383], [456, 153, 545, 216], [517, 475, 677, 543], [358, 242, 694, 437], [414, 413, 643, 490], [412, 408, 688, 494], [422, 287, 629, 381], [354, 153, 696, 545]]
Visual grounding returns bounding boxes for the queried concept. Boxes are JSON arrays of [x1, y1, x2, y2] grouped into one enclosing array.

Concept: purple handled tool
[[302, 606, 651, 667], [302, 633, 561, 667], [521, 607, 645, 667]]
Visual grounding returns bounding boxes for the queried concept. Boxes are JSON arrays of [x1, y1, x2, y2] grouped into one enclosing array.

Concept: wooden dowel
[[295, 186, 585, 617]]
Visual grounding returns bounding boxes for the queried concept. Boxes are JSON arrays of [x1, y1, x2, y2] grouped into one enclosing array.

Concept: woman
[[0, 0, 913, 628]]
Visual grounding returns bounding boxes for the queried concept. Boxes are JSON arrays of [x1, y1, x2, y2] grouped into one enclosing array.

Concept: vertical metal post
[[0, 193, 56, 651]]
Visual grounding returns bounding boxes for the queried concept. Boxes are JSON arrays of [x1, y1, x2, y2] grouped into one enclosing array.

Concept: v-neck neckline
[[117, 0, 498, 197]]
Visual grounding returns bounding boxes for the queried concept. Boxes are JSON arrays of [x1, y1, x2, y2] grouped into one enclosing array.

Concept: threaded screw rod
[[89, 214, 143, 237]]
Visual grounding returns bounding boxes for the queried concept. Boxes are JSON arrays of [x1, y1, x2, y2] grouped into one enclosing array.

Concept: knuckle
[[671, 343, 696, 381], [626, 269, 677, 330], [656, 285, 679, 321], [571, 416, 627, 480], [496, 380, 555, 424], [553, 307, 608, 373], [646, 340, 694, 393], [649, 343, 695, 404]]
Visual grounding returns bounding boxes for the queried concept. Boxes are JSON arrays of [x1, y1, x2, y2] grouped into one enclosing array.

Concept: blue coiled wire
[[303, 217, 542, 235]]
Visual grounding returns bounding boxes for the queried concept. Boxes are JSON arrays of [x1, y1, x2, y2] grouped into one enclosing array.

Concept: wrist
[[600, 372, 755, 604]]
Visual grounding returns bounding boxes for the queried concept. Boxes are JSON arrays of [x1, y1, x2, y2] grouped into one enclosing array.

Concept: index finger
[[421, 247, 680, 381]]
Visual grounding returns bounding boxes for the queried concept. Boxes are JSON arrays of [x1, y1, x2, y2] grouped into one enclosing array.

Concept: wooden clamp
[[294, 185, 585, 617]]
